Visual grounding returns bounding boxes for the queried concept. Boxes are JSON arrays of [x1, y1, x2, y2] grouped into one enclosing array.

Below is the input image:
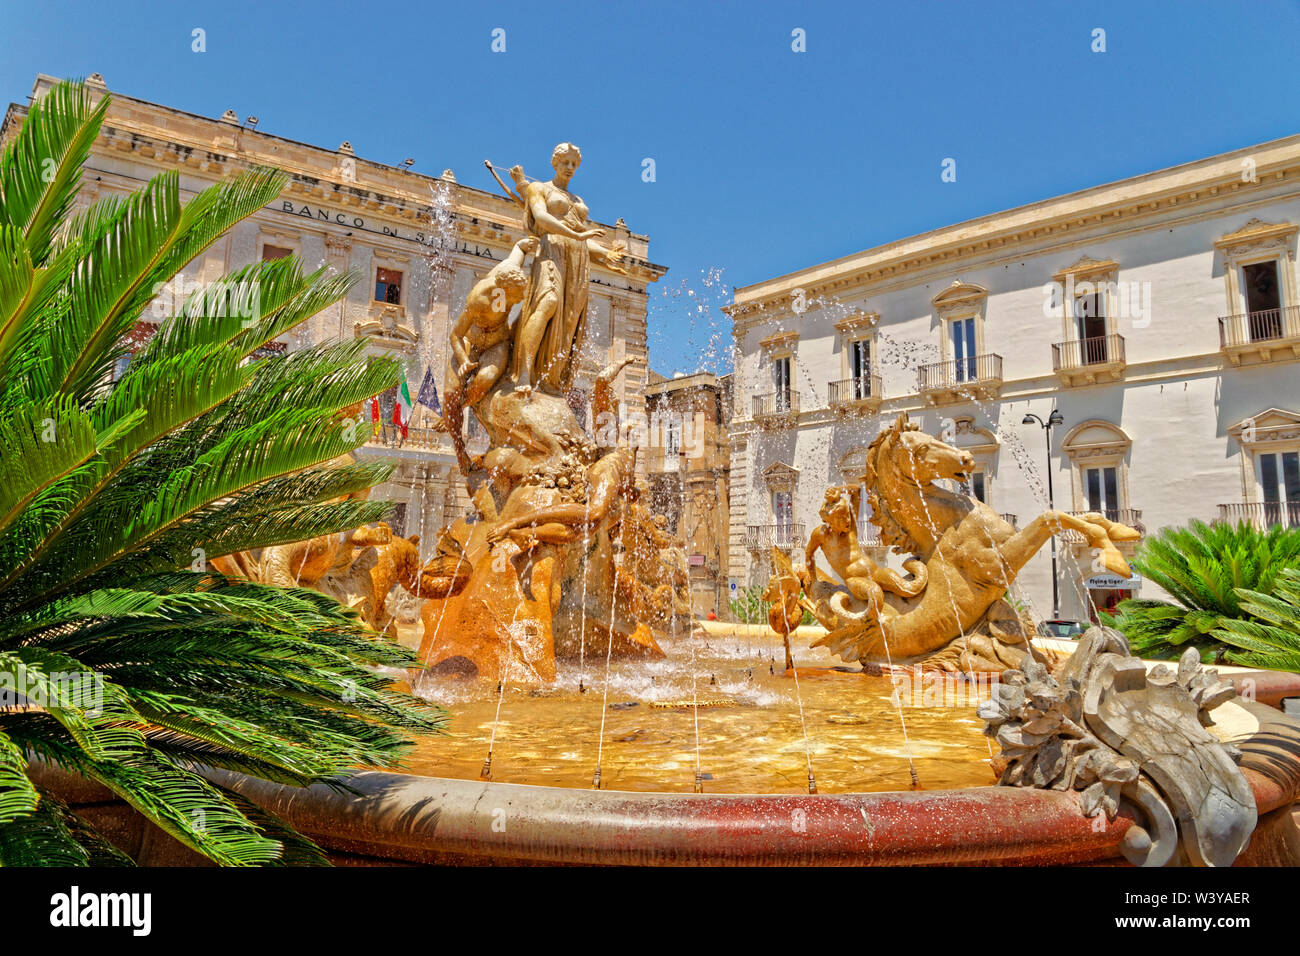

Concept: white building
[[726, 134, 1300, 623], [2, 74, 666, 545]]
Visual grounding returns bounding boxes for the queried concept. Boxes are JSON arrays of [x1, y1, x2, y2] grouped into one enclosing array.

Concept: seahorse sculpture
[[768, 413, 1142, 673]]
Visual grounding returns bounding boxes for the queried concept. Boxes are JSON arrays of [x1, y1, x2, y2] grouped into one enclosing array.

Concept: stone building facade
[[727, 133, 1300, 624], [643, 371, 732, 615], [3, 73, 666, 545]]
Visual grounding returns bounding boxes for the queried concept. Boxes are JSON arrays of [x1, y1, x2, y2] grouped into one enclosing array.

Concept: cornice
[[729, 187, 1300, 337], [834, 311, 879, 333], [1215, 217, 1299, 250], [1052, 255, 1120, 282], [731, 137, 1300, 317], [758, 329, 799, 350]]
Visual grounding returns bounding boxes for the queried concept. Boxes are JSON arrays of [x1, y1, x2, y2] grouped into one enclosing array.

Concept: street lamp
[[1022, 409, 1065, 618]]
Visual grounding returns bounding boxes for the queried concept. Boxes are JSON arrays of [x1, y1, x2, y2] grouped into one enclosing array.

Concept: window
[[950, 317, 976, 382], [566, 387, 589, 426], [1063, 420, 1132, 521], [112, 355, 131, 382], [1258, 450, 1300, 525], [389, 502, 408, 537], [931, 282, 988, 388], [375, 267, 403, 305], [466, 411, 485, 441], [856, 483, 875, 540], [849, 339, 871, 397], [773, 490, 794, 545], [1084, 466, 1120, 515], [961, 470, 987, 503], [1074, 290, 1108, 363], [665, 418, 682, 456], [771, 356, 791, 410], [1215, 219, 1300, 355], [1226, 409, 1300, 528], [262, 244, 293, 261], [1243, 261, 1282, 341]]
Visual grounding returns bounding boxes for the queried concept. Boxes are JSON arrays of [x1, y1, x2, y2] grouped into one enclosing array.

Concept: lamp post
[[1022, 409, 1065, 619]]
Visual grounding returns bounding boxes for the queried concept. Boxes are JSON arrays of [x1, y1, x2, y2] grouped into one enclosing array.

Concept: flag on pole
[[369, 397, 380, 423], [394, 379, 413, 439], [416, 365, 441, 413]]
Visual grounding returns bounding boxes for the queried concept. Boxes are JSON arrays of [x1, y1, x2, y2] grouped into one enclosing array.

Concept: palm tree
[[0, 80, 444, 865], [1213, 567, 1300, 672], [1103, 519, 1300, 665]]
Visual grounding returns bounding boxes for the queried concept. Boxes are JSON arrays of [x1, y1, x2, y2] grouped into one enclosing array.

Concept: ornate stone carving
[[761, 461, 799, 493], [415, 143, 663, 684], [355, 303, 418, 350], [978, 626, 1257, 867], [767, 413, 1141, 672]]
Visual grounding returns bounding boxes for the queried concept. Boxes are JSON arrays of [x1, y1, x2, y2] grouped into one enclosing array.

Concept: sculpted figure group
[[212, 143, 1140, 683], [211, 144, 681, 683], [768, 413, 1143, 674], [412, 143, 677, 682]]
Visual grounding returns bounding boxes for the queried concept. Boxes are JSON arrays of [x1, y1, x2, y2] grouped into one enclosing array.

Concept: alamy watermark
[[150, 277, 262, 327], [593, 404, 709, 459], [889, 669, 999, 708], [0, 670, 104, 716], [1041, 274, 1152, 329]]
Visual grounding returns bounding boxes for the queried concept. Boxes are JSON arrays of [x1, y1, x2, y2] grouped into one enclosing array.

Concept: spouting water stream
[[479, 586, 528, 782], [592, 512, 627, 789]]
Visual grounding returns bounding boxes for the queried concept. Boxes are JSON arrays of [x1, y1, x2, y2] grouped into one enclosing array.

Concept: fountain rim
[[198, 693, 1298, 866], [27, 676, 1300, 866]]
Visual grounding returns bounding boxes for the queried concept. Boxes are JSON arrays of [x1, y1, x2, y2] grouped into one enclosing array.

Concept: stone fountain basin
[[30, 672, 1300, 866]]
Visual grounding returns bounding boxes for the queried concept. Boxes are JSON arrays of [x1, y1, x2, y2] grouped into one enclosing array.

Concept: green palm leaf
[[0, 80, 107, 264], [0, 80, 443, 866], [1108, 520, 1300, 667]]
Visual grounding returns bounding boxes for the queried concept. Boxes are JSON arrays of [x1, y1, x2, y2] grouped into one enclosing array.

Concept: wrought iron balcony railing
[[857, 522, 882, 546], [827, 374, 883, 406], [917, 353, 1003, 393], [1218, 306, 1300, 348], [745, 523, 805, 551], [1051, 334, 1126, 371], [1217, 501, 1300, 529], [370, 423, 446, 450], [999, 513, 1019, 529], [752, 391, 800, 420]]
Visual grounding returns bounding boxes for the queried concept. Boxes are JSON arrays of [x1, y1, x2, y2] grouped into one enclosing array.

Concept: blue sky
[[3, 0, 1299, 375]]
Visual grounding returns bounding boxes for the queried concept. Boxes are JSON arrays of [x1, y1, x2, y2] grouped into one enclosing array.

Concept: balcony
[[1060, 508, 1144, 543], [368, 423, 446, 451], [999, 513, 1019, 529], [751, 391, 800, 428], [828, 374, 883, 415], [1051, 334, 1126, 387], [1218, 307, 1300, 366], [644, 447, 683, 473], [745, 523, 805, 552], [1217, 501, 1300, 530], [917, 353, 1003, 405]]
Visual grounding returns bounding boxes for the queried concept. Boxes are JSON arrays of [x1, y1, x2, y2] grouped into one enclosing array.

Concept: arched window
[[1227, 408, 1300, 528], [1062, 420, 1134, 522]]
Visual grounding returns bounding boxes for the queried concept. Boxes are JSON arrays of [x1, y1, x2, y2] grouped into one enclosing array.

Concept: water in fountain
[[403, 269, 1006, 795]]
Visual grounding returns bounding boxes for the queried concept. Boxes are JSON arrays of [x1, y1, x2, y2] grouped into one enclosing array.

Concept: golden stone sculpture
[[211, 520, 424, 639], [417, 144, 665, 683], [768, 413, 1141, 673]]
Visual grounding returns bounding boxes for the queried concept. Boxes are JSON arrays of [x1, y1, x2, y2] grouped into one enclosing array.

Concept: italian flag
[[394, 379, 413, 439]]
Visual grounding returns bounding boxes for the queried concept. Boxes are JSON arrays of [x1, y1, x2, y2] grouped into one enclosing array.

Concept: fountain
[[91, 143, 1299, 868]]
